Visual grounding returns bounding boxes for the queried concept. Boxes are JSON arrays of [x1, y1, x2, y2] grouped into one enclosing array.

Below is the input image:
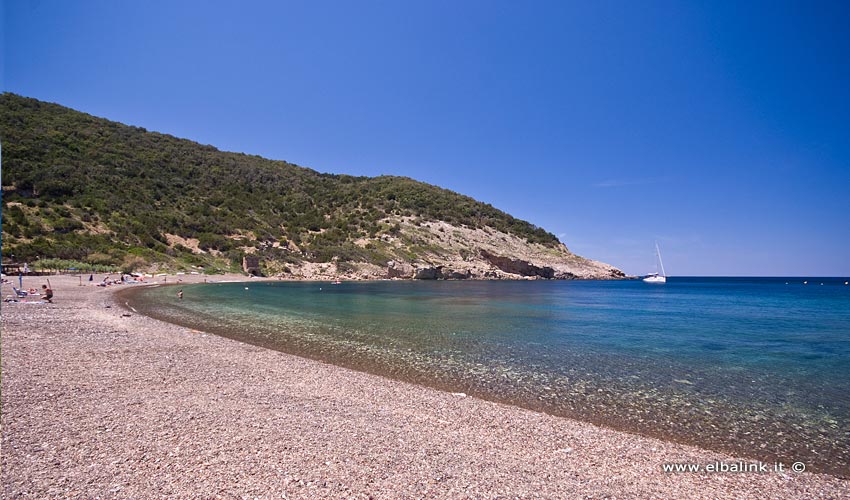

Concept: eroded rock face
[[555, 271, 578, 280], [350, 219, 626, 281], [387, 260, 414, 279], [444, 269, 471, 280], [414, 267, 441, 280], [480, 250, 555, 279], [411, 266, 475, 280]]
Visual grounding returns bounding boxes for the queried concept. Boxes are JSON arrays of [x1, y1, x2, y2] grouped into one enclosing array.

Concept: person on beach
[[177, 289, 183, 300], [41, 284, 53, 303]]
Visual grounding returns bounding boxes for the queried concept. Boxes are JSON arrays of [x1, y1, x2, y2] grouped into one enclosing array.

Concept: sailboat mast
[[656, 241, 666, 277]]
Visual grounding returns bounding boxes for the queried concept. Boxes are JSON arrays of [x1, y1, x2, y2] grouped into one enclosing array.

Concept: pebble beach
[[2, 275, 848, 499]]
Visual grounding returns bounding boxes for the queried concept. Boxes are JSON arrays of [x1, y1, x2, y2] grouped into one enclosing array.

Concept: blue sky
[[3, 0, 849, 276]]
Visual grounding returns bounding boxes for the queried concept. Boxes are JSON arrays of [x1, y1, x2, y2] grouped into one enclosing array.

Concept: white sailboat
[[643, 242, 667, 284]]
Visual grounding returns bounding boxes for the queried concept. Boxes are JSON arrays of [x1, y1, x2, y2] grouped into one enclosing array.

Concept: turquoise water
[[127, 278, 850, 475]]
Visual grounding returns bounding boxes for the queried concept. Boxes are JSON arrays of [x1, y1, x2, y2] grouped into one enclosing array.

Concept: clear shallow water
[[127, 278, 850, 475]]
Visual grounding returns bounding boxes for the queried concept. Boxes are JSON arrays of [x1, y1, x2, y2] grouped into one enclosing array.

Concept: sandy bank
[[2, 275, 848, 498]]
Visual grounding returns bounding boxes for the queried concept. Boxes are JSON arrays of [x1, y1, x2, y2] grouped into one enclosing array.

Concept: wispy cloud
[[592, 177, 668, 188]]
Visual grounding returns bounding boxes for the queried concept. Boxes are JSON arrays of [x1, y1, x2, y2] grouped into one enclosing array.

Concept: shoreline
[[122, 280, 850, 477], [2, 275, 848, 498]]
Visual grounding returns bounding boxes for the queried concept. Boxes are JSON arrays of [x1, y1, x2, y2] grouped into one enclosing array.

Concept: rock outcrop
[[382, 219, 625, 281], [387, 260, 415, 279], [235, 219, 626, 282], [479, 250, 555, 279], [330, 218, 628, 281], [443, 268, 471, 280], [414, 267, 442, 280]]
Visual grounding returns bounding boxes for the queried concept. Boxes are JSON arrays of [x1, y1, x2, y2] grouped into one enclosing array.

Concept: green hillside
[[1, 93, 560, 273]]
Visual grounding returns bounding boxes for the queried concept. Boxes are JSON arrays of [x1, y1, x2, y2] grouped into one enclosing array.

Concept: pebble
[[1, 275, 847, 498]]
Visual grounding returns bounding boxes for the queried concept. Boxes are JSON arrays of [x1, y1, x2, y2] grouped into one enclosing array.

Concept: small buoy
[[803, 281, 808, 285], [845, 281, 848, 285], [244, 287, 249, 290]]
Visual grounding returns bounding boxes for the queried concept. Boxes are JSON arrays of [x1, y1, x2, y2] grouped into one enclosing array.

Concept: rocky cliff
[[280, 218, 624, 281]]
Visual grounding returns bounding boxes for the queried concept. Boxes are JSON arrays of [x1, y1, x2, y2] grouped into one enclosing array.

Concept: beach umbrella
[[18, 272, 22, 289]]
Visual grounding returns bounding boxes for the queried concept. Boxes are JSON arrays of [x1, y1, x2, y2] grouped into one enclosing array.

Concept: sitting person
[[41, 284, 53, 303]]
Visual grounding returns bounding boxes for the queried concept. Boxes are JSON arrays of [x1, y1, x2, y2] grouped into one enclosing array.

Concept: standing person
[[177, 289, 183, 300], [41, 284, 53, 303]]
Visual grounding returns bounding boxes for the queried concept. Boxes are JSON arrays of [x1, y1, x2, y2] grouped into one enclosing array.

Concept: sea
[[126, 277, 850, 476]]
